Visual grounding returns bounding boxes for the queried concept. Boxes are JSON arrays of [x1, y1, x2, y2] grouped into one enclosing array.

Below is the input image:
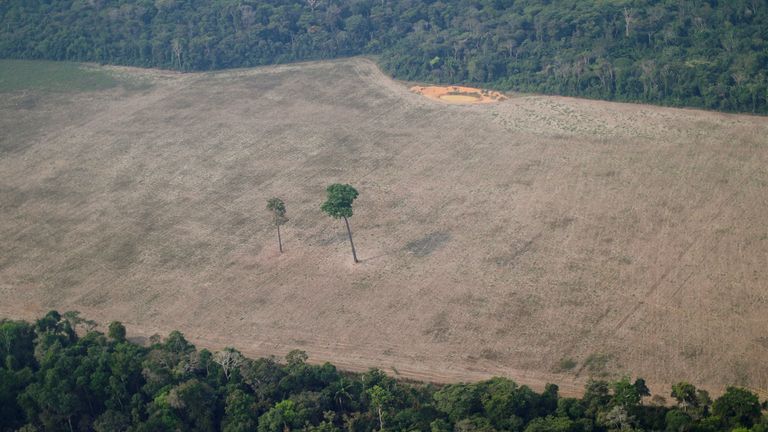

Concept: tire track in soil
[[607, 161, 759, 335], [0, 301, 590, 397], [4, 58, 766, 400], [571, 150, 761, 378]]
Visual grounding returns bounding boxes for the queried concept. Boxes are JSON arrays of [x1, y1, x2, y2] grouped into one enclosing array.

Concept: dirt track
[[1, 58, 767, 399]]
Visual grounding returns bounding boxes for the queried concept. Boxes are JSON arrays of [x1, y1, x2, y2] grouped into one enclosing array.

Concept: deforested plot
[[1, 58, 767, 395]]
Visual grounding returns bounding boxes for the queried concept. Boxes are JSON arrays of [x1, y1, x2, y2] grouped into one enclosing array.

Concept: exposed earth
[[1, 57, 767, 398], [410, 85, 508, 104]]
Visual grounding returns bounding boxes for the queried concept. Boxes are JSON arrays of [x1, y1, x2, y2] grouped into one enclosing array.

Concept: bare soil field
[[1, 58, 767, 398]]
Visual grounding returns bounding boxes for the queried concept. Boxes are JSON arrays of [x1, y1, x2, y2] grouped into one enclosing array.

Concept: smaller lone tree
[[321, 184, 360, 263], [266, 198, 289, 253]]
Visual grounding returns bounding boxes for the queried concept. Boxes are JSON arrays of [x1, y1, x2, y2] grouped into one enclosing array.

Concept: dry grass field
[[1, 58, 767, 398]]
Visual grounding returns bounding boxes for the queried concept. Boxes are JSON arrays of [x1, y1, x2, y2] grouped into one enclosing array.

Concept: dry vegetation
[[1, 58, 767, 398]]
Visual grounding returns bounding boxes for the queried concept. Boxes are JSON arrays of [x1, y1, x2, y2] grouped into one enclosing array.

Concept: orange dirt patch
[[411, 85, 507, 104]]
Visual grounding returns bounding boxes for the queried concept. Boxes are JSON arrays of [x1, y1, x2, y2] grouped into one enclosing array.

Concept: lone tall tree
[[266, 198, 288, 253], [321, 184, 360, 263]]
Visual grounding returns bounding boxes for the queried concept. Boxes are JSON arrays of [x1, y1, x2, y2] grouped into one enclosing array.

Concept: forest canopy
[[1, 0, 767, 114], [1, 312, 767, 431]]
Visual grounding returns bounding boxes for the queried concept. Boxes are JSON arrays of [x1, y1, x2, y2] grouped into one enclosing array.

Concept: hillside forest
[[0, 0, 767, 113], [1, 312, 766, 432]]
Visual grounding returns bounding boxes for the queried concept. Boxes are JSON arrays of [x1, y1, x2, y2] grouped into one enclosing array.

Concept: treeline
[[1, 312, 766, 432], [0, 0, 767, 114]]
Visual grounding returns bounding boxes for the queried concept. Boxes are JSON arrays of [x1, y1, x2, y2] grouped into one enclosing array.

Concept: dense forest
[[1, 312, 766, 432], [1, 0, 767, 114]]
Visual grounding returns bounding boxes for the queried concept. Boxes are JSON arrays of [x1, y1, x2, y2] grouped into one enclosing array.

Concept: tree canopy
[[320, 184, 359, 220], [321, 183, 361, 262], [266, 198, 288, 227], [2, 312, 766, 431], [1, 0, 766, 114]]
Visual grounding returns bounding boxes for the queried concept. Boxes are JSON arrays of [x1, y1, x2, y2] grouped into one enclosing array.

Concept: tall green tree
[[367, 385, 391, 431], [320, 184, 360, 263], [221, 388, 257, 432], [670, 381, 710, 420], [712, 387, 761, 429], [267, 198, 289, 254], [108, 321, 127, 342], [258, 400, 299, 432]]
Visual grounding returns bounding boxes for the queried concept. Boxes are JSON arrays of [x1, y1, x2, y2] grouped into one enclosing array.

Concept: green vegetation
[[584, 353, 614, 377], [321, 184, 360, 263], [556, 358, 577, 373], [1, 1, 767, 113], [1, 312, 766, 432], [267, 198, 289, 254], [0, 60, 118, 93]]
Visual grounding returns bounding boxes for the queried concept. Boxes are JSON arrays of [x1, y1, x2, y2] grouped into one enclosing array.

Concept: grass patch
[[0, 59, 119, 93], [406, 231, 450, 257], [479, 348, 503, 361], [584, 353, 613, 376], [680, 345, 704, 360], [555, 358, 577, 372]]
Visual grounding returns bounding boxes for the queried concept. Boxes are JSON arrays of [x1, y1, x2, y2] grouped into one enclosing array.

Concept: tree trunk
[[277, 225, 283, 253], [377, 406, 384, 430], [343, 216, 359, 263], [623, 8, 633, 37]]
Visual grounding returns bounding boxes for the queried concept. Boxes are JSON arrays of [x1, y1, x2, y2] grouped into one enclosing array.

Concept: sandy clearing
[[1, 57, 767, 400], [410, 85, 507, 104]]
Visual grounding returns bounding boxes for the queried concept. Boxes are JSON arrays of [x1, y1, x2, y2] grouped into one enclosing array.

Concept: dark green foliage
[[0, 341, 34, 432], [670, 381, 712, 423], [321, 184, 359, 220], [712, 387, 762, 429], [611, 376, 643, 409], [266, 198, 288, 226], [221, 388, 258, 432], [480, 378, 542, 428], [321, 183, 360, 262], [671, 381, 699, 406], [523, 416, 577, 432], [108, 321, 126, 342], [635, 405, 668, 431], [1, 1, 767, 113], [0, 312, 764, 431], [258, 400, 301, 432], [634, 378, 651, 398], [93, 409, 130, 432], [267, 197, 288, 253], [582, 379, 611, 418], [434, 382, 484, 423], [556, 397, 586, 421], [665, 409, 694, 432], [1, 319, 35, 370]]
